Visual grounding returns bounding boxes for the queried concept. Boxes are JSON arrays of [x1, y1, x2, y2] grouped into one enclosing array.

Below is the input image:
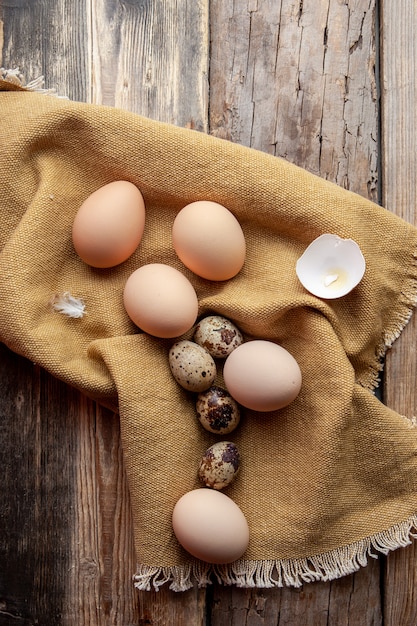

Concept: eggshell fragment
[[196, 386, 241, 434], [72, 180, 145, 268], [123, 264, 198, 338], [223, 340, 302, 412], [198, 441, 240, 490], [172, 488, 249, 564], [172, 201, 246, 281], [296, 233, 366, 299], [194, 315, 243, 358], [169, 340, 216, 392]]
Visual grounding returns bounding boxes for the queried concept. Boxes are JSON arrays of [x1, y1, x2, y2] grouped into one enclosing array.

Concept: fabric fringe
[[359, 246, 417, 393], [0, 67, 67, 98], [134, 513, 417, 592]]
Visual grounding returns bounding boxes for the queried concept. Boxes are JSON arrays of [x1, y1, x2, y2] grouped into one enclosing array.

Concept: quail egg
[[169, 340, 216, 392], [196, 386, 241, 434], [198, 441, 241, 490], [194, 315, 243, 358]]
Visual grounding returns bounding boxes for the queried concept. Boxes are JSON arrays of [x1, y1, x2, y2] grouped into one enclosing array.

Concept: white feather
[[50, 292, 86, 319]]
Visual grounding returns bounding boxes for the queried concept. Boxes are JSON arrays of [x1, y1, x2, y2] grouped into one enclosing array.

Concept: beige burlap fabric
[[2, 77, 417, 591]]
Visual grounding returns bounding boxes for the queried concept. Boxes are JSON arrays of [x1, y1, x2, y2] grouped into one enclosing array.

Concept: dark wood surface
[[1, 0, 417, 624]]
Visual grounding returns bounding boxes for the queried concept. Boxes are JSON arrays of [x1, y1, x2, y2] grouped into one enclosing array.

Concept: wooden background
[[1, 0, 417, 624]]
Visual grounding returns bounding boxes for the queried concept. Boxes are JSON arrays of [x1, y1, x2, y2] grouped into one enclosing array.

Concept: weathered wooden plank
[[90, 0, 209, 129], [208, 0, 382, 623], [137, 586, 206, 625], [62, 399, 140, 626], [0, 345, 76, 626], [0, 0, 90, 101], [0, 344, 140, 626], [380, 0, 417, 623], [210, 559, 382, 625], [209, 0, 378, 200], [0, 1, 209, 624], [3, 0, 417, 623], [0, 354, 141, 626]]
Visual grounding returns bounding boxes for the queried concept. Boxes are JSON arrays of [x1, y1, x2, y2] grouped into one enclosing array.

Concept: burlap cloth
[[2, 75, 417, 591]]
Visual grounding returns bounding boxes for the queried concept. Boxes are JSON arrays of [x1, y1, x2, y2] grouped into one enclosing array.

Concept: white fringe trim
[[360, 247, 417, 392], [134, 513, 417, 592], [1, 67, 67, 98]]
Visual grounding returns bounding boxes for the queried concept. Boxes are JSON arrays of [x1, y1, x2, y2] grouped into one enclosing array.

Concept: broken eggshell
[[296, 233, 366, 299]]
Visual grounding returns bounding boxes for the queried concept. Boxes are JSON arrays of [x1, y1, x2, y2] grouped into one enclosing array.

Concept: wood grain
[[209, 0, 378, 200], [209, 0, 381, 621], [0, 344, 140, 625], [208, 560, 382, 625], [90, 0, 209, 128], [0, 0, 90, 101], [0, 1, 209, 624], [380, 0, 417, 624], [0, 345, 76, 626], [1, 0, 417, 623]]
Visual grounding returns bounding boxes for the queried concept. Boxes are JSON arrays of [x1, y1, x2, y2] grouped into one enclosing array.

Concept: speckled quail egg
[[169, 340, 217, 392], [193, 315, 243, 358], [198, 441, 241, 490], [196, 386, 241, 434]]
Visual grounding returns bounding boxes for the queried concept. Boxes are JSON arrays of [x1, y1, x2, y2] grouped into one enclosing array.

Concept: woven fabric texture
[[2, 81, 417, 590]]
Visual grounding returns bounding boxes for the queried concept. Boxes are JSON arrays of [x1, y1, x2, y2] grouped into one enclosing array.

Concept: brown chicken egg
[[172, 200, 246, 281], [123, 264, 198, 338], [223, 340, 302, 412], [172, 488, 249, 564], [72, 180, 145, 268]]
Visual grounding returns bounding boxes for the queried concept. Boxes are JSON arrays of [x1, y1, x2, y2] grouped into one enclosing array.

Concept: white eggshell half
[[296, 233, 365, 299]]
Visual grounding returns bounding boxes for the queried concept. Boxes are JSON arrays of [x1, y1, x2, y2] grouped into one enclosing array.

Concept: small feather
[[50, 292, 86, 318]]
